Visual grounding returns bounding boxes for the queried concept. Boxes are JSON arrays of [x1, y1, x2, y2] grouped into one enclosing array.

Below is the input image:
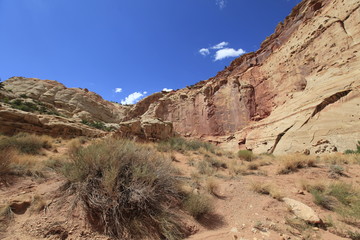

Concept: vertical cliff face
[[130, 0, 360, 153]]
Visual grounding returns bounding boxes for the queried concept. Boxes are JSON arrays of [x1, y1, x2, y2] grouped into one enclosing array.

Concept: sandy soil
[[1, 145, 359, 240]]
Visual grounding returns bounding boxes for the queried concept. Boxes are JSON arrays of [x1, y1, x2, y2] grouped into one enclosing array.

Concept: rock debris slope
[[1, 0, 359, 152]]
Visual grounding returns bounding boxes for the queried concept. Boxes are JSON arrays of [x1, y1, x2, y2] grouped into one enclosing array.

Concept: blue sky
[[0, 0, 301, 104]]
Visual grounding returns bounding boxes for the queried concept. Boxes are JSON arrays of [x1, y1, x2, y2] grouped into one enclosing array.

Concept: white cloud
[[216, 0, 226, 9], [214, 48, 246, 61], [199, 48, 210, 56], [162, 88, 173, 92], [115, 88, 122, 93], [211, 41, 229, 49], [121, 91, 147, 105]]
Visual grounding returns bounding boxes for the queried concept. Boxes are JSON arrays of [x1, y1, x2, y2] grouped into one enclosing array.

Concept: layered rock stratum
[[1, 0, 359, 153]]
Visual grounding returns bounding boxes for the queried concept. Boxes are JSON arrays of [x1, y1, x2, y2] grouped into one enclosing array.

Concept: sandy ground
[[1, 144, 359, 240]]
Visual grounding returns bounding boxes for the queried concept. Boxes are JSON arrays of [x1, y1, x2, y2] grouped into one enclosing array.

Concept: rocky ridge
[[1, 0, 359, 152]]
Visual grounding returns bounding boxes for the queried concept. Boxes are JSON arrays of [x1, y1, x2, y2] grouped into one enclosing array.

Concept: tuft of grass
[[251, 182, 284, 200], [329, 164, 346, 178], [204, 155, 227, 169], [157, 137, 215, 154], [0, 148, 15, 176], [0, 147, 45, 178], [62, 138, 185, 240], [183, 193, 212, 219], [285, 217, 311, 232], [311, 190, 337, 210], [301, 180, 326, 193], [237, 150, 254, 161], [347, 230, 360, 240], [196, 160, 215, 176], [0, 133, 52, 155], [228, 160, 247, 176], [205, 177, 219, 196], [277, 154, 317, 174], [306, 181, 360, 224]]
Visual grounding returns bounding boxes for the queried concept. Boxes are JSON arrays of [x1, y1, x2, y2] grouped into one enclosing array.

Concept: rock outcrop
[[1, 0, 359, 150], [0, 104, 105, 138], [114, 118, 174, 141], [2, 77, 128, 123]]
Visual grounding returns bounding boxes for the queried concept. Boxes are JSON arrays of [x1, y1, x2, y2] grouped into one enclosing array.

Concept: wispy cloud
[[214, 48, 246, 61], [199, 48, 210, 56], [121, 91, 147, 105], [114, 87, 122, 93], [162, 88, 173, 92], [216, 0, 227, 9], [211, 41, 228, 49]]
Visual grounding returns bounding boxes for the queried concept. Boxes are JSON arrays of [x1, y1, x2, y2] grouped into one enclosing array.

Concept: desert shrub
[[329, 164, 346, 178], [301, 180, 326, 193], [9, 99, 39, 112], [344, 141, 360, 154], [285, 217, 311, 232], [183, 193, 211, 219], [81, 120, 114, 132], [311, 190, 337, 210], [347, 231, 360, 240], [328, 182, 356, 205], [62, 138, 185, 240], [0, 148, 15, 176], [205, 177, 219, 196], [0, 133, 52, 155], [277, 154, 317, 174], [196, 160, 215, 175], [251, 182, 271, 195], [204, 155, 227, 169], [237, 150, 254, 161], [157, 137, 215, 153], [251, 182, 284, 200]]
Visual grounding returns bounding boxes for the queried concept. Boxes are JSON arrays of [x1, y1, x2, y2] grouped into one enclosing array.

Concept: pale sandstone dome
[[1, 0, 359, 152]]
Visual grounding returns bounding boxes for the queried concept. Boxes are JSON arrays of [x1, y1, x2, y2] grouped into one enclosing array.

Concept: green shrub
[[81, 119, 114, 131], [183, 193, 212, 219], [9, 99, 39, 112], [311, 190, 336, 210], [344, 141, 360, 154], [237, 150, 254, 161], [63, 138, 185, 240], [0, 133, 52, 155]]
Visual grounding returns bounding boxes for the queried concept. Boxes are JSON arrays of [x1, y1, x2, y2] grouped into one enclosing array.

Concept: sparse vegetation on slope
[[0, 133, 52, 155], [157, 137, 215, 153]]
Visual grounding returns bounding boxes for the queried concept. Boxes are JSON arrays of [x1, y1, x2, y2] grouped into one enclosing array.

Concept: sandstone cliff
[[126, 0, 360, 154], [1, 0, 359, 152]]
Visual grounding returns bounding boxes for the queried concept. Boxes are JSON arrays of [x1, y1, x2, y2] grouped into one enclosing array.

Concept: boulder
[[283, 198, 322, 224]]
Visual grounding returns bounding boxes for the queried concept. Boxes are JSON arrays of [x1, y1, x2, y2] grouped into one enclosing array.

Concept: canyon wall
[[128, 0, 360, 154]]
